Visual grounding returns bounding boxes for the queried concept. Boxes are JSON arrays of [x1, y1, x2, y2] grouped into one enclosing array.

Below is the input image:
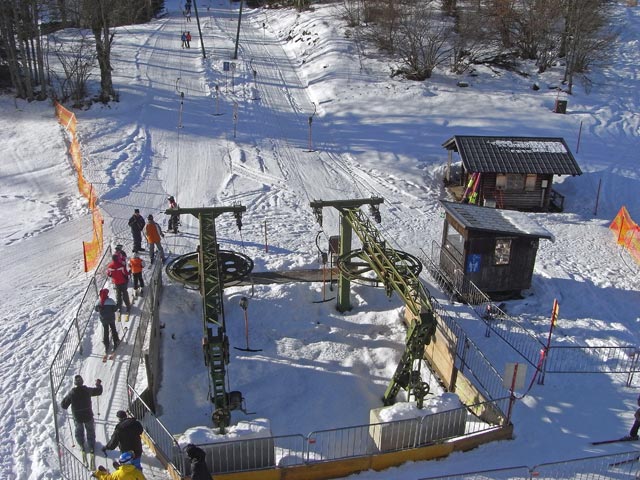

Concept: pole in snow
[[234, 297, 262, 352]]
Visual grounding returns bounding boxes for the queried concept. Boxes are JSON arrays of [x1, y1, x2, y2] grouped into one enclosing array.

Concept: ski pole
[[95, 394, 100, 417]]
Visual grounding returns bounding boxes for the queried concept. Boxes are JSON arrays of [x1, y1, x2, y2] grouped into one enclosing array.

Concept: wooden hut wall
[[439, 218, 466, 280], [479, 174, 554, 211], [464, 233, 540, 293]]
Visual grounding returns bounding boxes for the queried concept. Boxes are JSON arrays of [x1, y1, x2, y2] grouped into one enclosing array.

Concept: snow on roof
[[488, 139, 567, 154], [440, 201, 555, 241]]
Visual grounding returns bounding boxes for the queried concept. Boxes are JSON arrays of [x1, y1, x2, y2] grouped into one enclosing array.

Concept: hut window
[[445, 223, 464, 255], [525, 174, 537, 191], [496, 174, 507, 190], [506, 174, 524, 191], [494, 238, 512, 265]]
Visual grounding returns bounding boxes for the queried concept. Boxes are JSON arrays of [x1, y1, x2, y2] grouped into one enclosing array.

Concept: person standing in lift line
[[127, 209, 146, 253], [145, 214, 165, 264], [186, 32, 191, 48]]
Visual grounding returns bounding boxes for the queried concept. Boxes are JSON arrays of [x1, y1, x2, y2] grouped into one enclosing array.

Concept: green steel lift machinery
[[309, 198, 438, 408], [165, 205, 247, 433]]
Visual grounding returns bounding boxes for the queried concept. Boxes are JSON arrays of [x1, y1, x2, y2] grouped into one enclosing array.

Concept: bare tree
[[449, 3, 492, 74], [394, 5, 453, 80], [51, 30, 96, 105], [369, 0, 404, 52], [0, 0, 48, 100], [79, 0, 123, 103], [512, 0, 563, 63], [560, 0, 616, 94], [341, 0, 364, 27]]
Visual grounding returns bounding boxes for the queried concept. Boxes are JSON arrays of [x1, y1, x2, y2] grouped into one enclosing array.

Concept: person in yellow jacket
[[92, 451, 146, 479], [128, 253, 145, 297], [144, 214, 165, 264]]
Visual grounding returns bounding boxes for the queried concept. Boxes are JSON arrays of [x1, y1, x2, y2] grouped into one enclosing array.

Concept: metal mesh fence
[[422, 242, 640, 379], [418, 451, 640, 480]]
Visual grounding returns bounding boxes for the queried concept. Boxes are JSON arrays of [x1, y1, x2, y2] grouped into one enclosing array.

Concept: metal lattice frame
[[168, 206, 246, 432], [309, 198, 438, 407]]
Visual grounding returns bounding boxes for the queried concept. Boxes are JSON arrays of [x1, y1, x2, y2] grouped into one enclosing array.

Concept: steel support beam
[[310, 198, 437, 407], [166, 205, 246, 433]]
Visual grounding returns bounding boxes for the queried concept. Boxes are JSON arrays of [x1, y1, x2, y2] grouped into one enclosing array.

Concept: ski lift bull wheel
[[165, 250, 254, 286], [336, 249, 422, 285]]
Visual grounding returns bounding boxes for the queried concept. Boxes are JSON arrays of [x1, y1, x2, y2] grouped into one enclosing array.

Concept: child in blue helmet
[[92, 451, 146, 479]]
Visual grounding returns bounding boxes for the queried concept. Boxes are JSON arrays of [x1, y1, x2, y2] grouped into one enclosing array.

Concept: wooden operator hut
[[439, 200, 555, 298], [443, 135, 582, 212]]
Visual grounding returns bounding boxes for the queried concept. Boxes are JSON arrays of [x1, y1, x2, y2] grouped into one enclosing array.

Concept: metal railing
[[419, 450, 640, 479], [423, 242, 640, 382], [50, 247, 112, 447], [307, 398, 509, 463], [128, 386, 186, 474], [126, 259, 163, 390], [191, 434, 306, 474], [178, 397, 509, 475]]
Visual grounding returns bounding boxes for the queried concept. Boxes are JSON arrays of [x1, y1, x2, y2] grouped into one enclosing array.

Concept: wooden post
[[576, 120, 583, 153], [264, 219, 268, 253]]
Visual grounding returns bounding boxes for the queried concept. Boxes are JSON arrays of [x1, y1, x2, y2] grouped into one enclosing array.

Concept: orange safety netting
[[609, 206, 640, 264], [55, 102, 104, 272]]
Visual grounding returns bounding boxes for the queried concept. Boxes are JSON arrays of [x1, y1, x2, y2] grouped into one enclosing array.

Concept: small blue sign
[[466, 254, 481, 273], [223, 61, 230, 72]]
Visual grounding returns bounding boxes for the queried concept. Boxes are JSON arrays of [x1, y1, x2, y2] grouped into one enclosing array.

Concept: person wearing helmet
[[92, 450, 147, 479], [185, 444, 212, 480], [128, 253, 145, 298], [114, 244, 128, 264], [144, 215, 165, 264], [103, 411, 144, 471], [106, 253, 131, 314], [60, 375, 103, 456], [167, 196, 180, 234], [95, 289, 120, 355]]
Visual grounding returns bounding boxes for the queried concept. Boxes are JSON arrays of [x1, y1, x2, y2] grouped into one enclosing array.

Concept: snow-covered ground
[[1, 0, 639, 478]]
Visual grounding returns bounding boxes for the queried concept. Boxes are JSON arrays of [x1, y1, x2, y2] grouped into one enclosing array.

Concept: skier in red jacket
[[106, 254, 131, 314]]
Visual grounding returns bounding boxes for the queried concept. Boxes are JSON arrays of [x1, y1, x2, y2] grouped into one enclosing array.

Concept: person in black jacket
[[60, 375, 103, 453], [128, 209, 146, 253], [103, 410, 145, 471], [185, 444, 212, 480], [95, 289, 120, 355]]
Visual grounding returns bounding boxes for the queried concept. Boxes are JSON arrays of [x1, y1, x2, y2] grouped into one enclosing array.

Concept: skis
[[108, 331, 127, 361], [81, 451, 95, 470], [592, 436, 639, 445]]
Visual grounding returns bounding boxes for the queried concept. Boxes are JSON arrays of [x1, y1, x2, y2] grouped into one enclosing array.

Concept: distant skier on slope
[[102, 411, 144, 471], [185, 444, 213, 480], [93, 451, 147, 479], [61, 375, 102, 456], [95, 289, 120, 355]]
